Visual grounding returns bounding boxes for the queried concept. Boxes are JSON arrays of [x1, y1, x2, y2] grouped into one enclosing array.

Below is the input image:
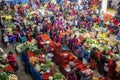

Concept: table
[[40, 34, 55, 47], [82, 69, 94, 79], [105, 54, 120, 72], [53, 52, 93, 78]]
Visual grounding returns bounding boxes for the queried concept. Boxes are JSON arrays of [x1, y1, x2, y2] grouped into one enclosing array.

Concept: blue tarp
[[0, 0, 29, 5], [15, 0, 29, 4], [20, 51, 42, 80]]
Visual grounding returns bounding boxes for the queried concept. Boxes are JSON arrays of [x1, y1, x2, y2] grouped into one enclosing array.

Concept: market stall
[[0, 48, 18, 80], [0, 0, 120, 80], [16, 39, 65, 80], [53, 51, 93, 79]]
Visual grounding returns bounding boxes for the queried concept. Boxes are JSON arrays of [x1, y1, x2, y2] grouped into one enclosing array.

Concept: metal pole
[[101, 0, 107, 13]]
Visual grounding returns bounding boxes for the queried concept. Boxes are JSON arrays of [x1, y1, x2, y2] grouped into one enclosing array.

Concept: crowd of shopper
[[0, 0, 120, 80]]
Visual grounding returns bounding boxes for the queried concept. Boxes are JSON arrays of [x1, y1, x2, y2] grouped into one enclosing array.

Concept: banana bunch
[[4, 15, 13, 20]]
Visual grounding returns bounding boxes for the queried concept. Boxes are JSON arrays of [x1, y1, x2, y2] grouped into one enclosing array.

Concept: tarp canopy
[[14, 0, 29, 4], [0, 0, 29, 4]]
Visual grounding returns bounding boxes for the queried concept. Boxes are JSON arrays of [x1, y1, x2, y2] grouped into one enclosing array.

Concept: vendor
[[2, 33, 9, 47], [75, 68, 82, 80], [1, 0, 8, 11], [27, 31, 32, 42], [107, 59, 117, 79], [90, 47, 98, 69], [10, 2, 15, 10], [36, 36, 44, 48], [72, 35, 78, 51], [66, 67, 77, 80], [95, 31, 98, 38], [6, 51, 18, 72], [113, 44, 119, 54], [77, 45, 84, 62], [53, 34, 61, 43], [20, 48, 43, 80], [67, 34, 72, 50], [20, 48, 30, 74], [99, 50, 109, 76]]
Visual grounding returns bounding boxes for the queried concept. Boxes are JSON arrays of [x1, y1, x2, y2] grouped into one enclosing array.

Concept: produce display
[[1, 1, 119, 80], [8, 74, 18, 80], [52, 73, 65, 80], [31, 53, 65, 80], [2, 15, 13, 20], [104, 13, 113, 22], [0, 48, 18, 80], [53, 51, 93, 78], [70, 27, 120, 74], [16, 40, 65, 80], [16, 39, 38, 53]]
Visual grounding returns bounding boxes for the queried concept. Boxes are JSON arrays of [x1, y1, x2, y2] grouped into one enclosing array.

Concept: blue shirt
[[78, 46, 84, 58], [20, 51, 29, 62]]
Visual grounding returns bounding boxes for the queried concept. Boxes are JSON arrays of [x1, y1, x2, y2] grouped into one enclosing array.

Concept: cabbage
[[10, 24, 16, 30], [29, 21, 34, 25], [0, 72, 8, 80], [8, 74, 18, 80], [0, 64, 5, 69], [40, 61, 53, 71], [6, 21, 16, 30], [27, 14, 32, 19], [35, 64, 41, 72], [86, 39, 94, 44], [49, 76, 53, 80], [53, 73, 65, 80]]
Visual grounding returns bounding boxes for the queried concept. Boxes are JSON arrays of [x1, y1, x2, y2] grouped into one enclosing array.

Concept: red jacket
[[108, 60, 117, 73]]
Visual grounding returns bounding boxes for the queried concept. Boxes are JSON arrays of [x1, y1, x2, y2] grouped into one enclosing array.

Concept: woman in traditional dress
[[6, 52, 18, 72], [107, 59, 117, 79], [66, 67, 77, 80], [2, 33, 9, 47], [113, 44, 119, 54], [90, 47, 98, 69], [72, 35, 78, 51], [27, 31, 32, 42]]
